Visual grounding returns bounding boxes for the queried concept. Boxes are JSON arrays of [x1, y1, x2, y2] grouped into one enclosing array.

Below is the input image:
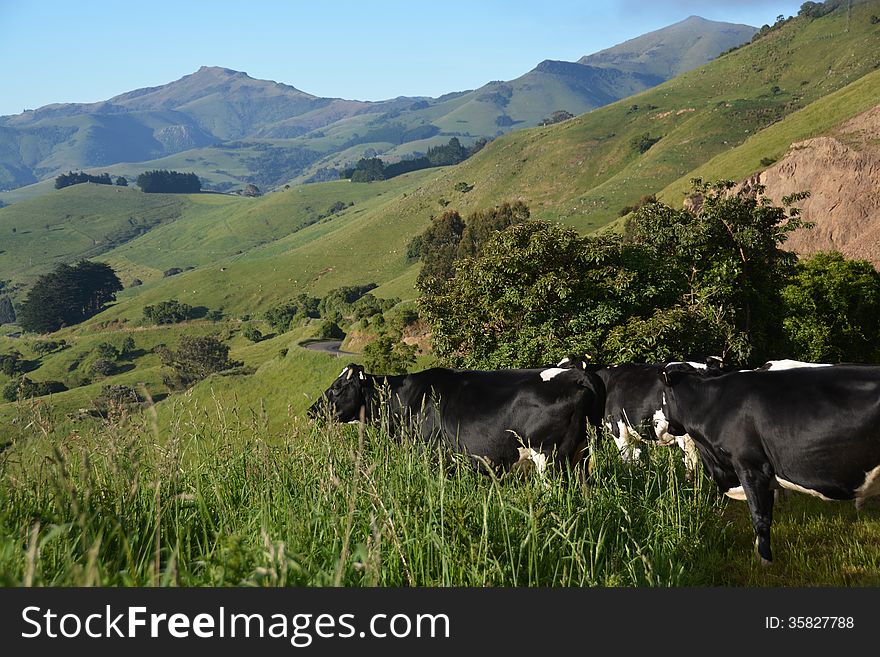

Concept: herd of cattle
[[309, 358, 880, 564]]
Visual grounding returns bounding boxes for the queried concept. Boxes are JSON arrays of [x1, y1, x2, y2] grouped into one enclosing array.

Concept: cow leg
[[734, 463, 775, 565]]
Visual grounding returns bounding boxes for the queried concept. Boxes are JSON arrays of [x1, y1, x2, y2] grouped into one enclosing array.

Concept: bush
[[243, 325, 264, 342], [91, 358, 117, 377], [92, 384, 143, 417], [120, 337, 136, 359], [760, 156, 777, 167], [316, 321, 345, 340], [0, 352, 24, 376], [31, 339, 67, 355], [3, 376, 67, 402], [158, 336, 237, 389], [363, 335, 417, 375], [631, 133, 661, 154], [95, 342, 120, 360], [264, 295, 320, 332], [143, 300, 194, 325]]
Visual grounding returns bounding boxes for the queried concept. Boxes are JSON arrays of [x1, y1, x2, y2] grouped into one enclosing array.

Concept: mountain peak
[[578, 16, 757, 79], [194, 66, 249, 78]]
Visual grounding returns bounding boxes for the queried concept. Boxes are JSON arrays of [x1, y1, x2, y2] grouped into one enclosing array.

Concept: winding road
[[301, 340, 355, 357]]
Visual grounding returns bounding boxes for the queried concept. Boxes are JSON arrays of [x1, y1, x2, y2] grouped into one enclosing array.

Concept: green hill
[[0, 19, 756, 200], [580, 15, 756, 79]]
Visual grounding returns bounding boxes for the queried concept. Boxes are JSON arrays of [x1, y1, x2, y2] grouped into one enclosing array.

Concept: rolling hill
[[0, 17, 755, 199], [3, 0, 880, 430]]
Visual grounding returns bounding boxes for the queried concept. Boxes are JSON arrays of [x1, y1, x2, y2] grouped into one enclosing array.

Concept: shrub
[[243, 325, 264, 343], [3, 376, 67, 402], [363, 335, 417, 375], [95, 342, 120, 360], [92, 384, 143, 417], [91, 358, 117, 377], [143, 300, 194, 325], [316, 321, 345, 340], [0, 352, 25, 376], [631, 133, 661, 154], [120, 337, 136, 359], [31, 340, 67, 355], [158, 336, 237, 389]]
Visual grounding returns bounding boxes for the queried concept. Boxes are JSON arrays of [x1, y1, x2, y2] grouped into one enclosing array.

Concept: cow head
[[656, 365, 701, 437], [308, 363, 373, 422]]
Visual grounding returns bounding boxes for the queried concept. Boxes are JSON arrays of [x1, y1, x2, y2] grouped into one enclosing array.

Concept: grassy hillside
[[0, 185, 190, 286], [372, 1, 880, 233], [658, 66, 880, 201]]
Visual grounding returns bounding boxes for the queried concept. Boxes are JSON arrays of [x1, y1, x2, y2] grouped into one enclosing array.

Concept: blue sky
[[0, 0, 805, 116]]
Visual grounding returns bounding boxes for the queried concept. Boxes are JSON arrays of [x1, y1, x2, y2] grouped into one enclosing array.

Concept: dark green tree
[[17, 261, 122, 333], [157, 336, 236, 389], [781, 251, 880, 362], [0, 296, 15, 324], [363, 335, 416, 375]]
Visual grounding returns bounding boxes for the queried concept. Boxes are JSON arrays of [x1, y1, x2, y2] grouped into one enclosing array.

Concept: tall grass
[[0, 395, 735, 587], [2, 395, 878, 586]]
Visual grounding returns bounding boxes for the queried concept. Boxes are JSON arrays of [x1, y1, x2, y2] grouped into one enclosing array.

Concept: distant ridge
[[0, 16, 756, 199]]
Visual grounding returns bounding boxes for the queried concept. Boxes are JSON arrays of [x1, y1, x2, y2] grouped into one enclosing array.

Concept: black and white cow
[[658, 365, 880, 563], [556, 357, 710, 470], [308, 363, 606, 475]]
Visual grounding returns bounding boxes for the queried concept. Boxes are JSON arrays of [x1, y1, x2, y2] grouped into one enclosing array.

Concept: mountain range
[[0, 16, 755, 199]]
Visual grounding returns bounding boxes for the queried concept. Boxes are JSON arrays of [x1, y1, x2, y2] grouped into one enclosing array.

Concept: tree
[[415, 211, 465, 291], [316, 320, 345, 340], [143, 299, 194, 325], [420, 181, 811, 369], [2, 377, 66, 402], [116, 176, 128, 187], [17, 261, 122, 333], [243, 325, 264, 342], [363, 335, 416, 375], [91, 358, 117, 377], [0, 296, 15, 324], [136, 170, 201, 193], [242, 183, 261, 197], [264, 294, 320, 332], [157, 336, 236, 389], [781, 252, 880, 362], [420, 221, 622, 368], [54, 171, 113, 189], [350, 158, 386, 183]]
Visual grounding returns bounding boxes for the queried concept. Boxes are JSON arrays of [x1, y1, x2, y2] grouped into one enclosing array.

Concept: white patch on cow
[[855, 464, 880, 508], [676, 435, 700, 477], [338, 367, 349, 379], [614, 420, 642, 462], [556, 357, 571, 367], [359, 371, 365, 380], [762, 359, 831, 371], [724, 486, 747, 501], [346, 368, 354, 380], [775, 476, 833, 500], [540, 368, 567, 381], [515, 446, 550, 487], [652, 408, 674, 445]]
